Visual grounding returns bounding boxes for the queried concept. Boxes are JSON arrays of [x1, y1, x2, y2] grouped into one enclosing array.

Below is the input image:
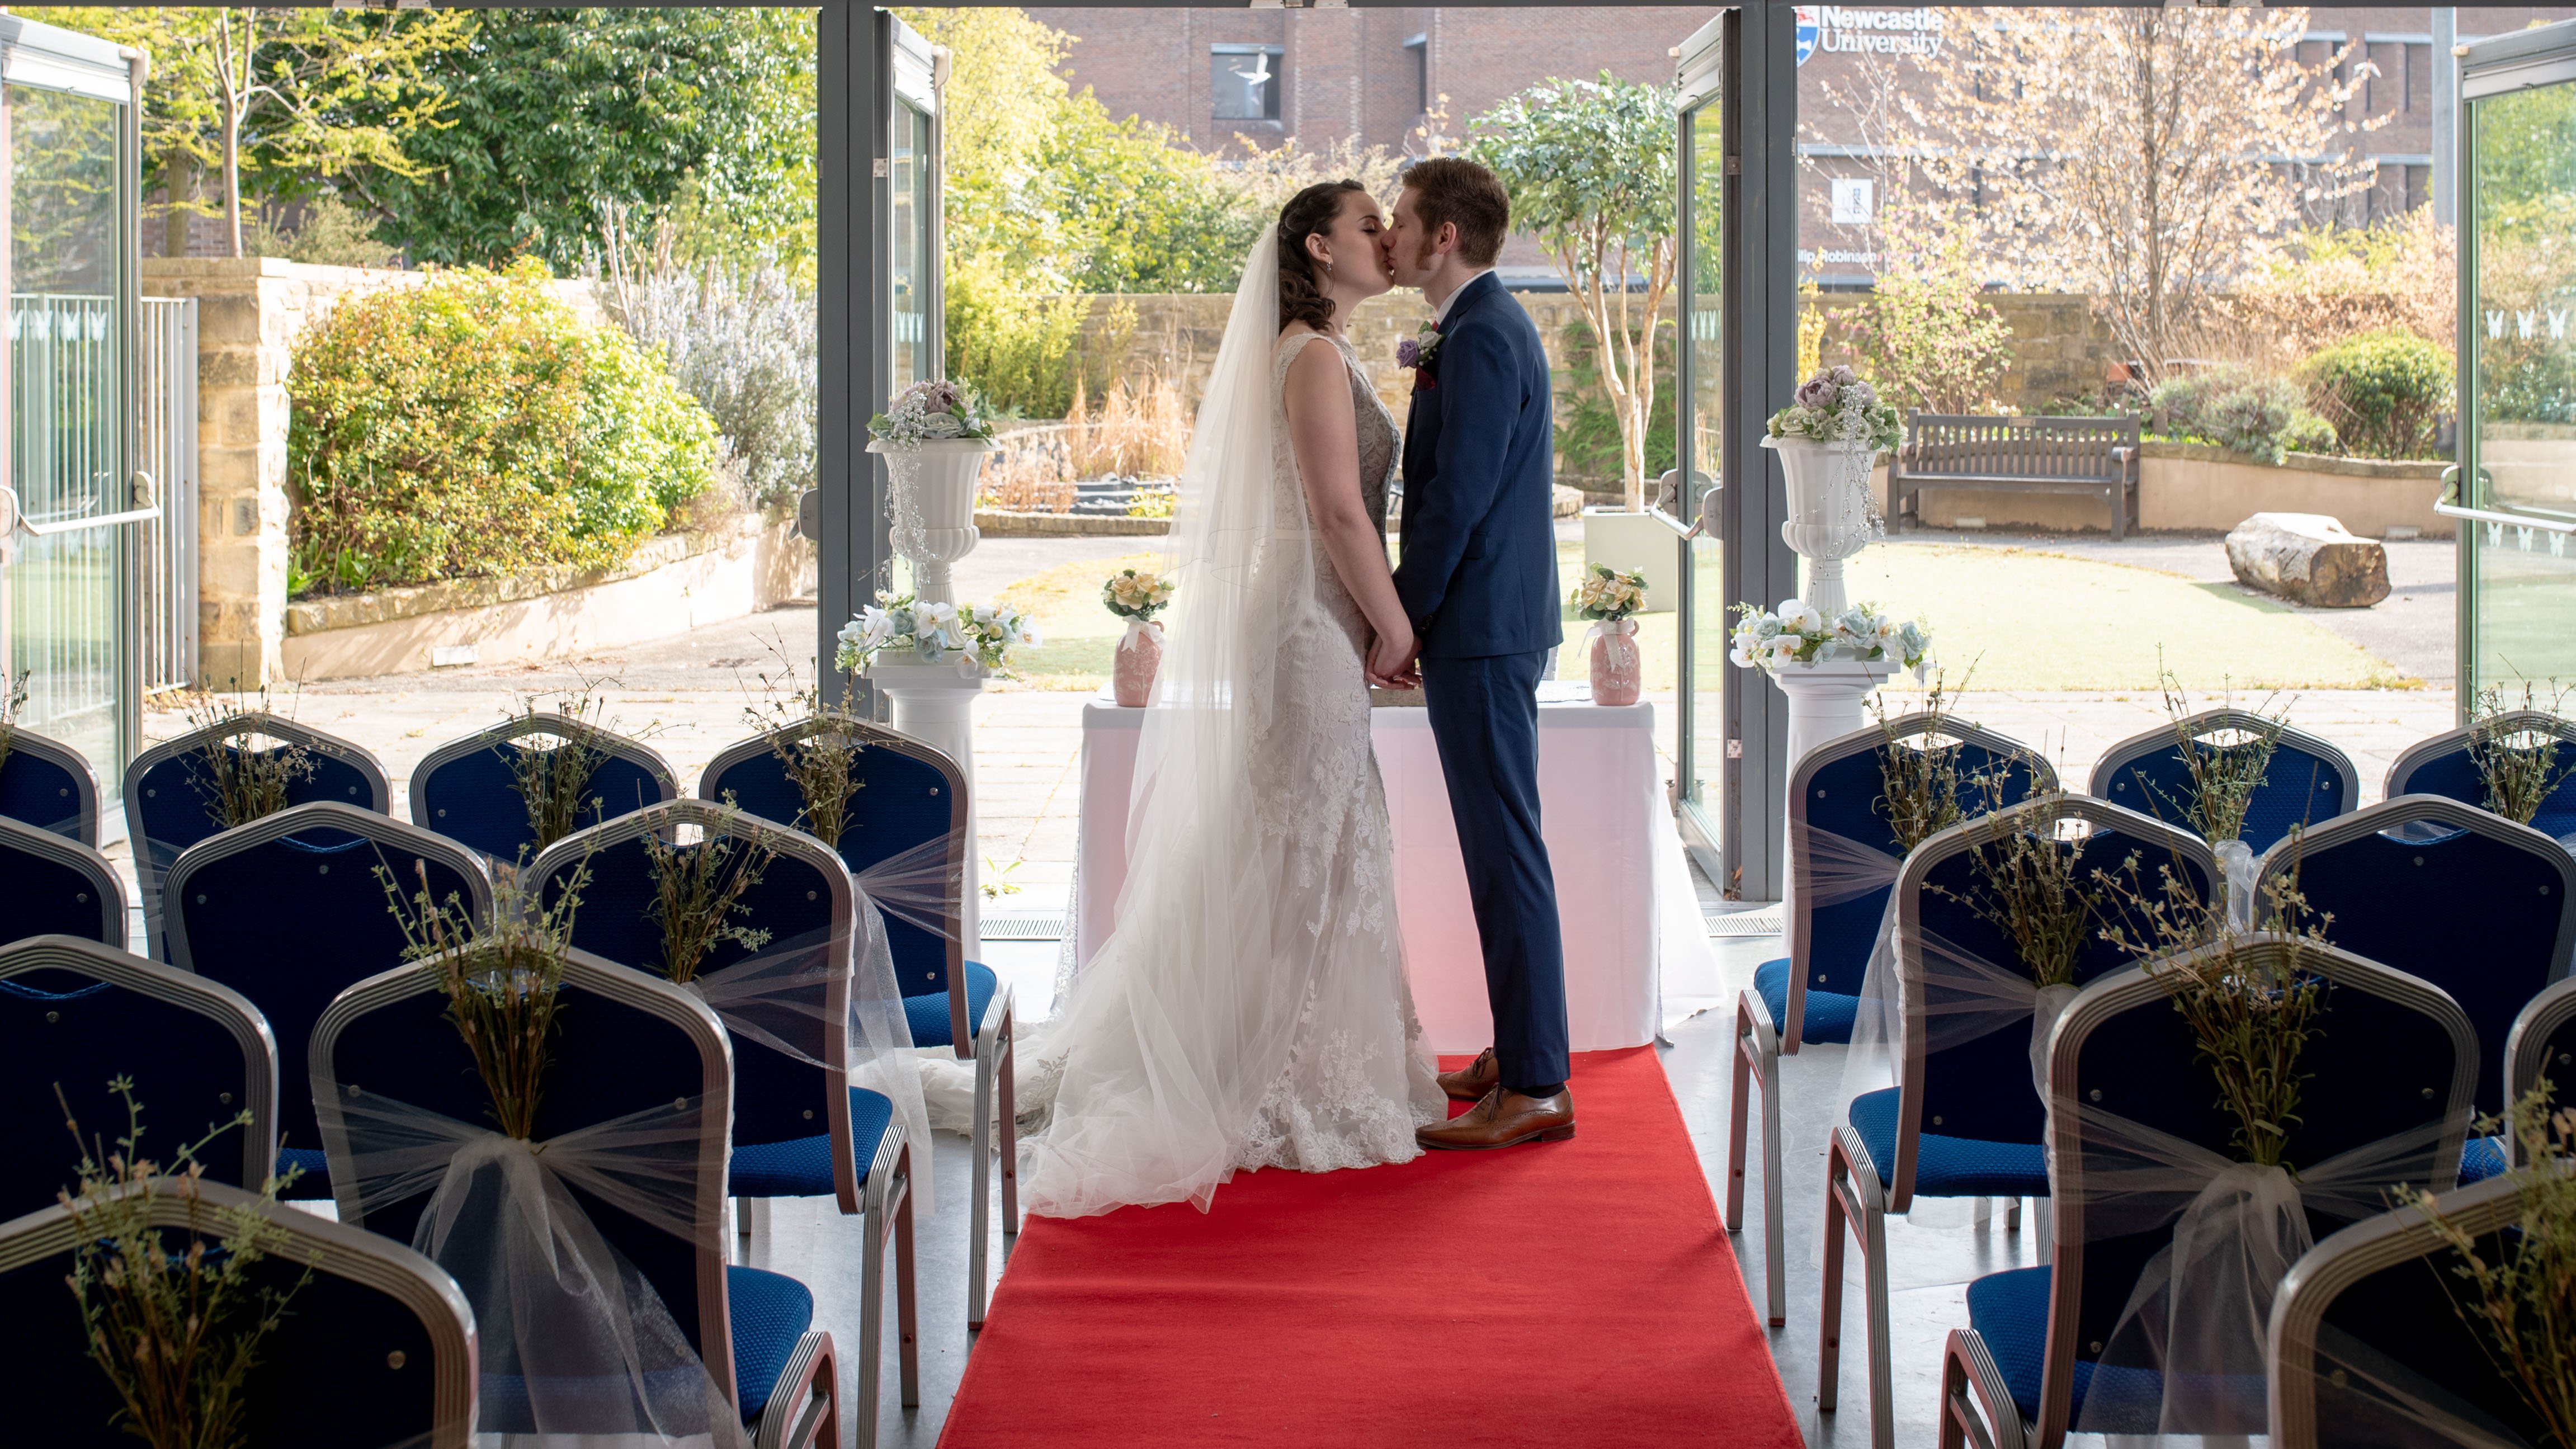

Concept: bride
[[1007, 180, 1446, 1218]]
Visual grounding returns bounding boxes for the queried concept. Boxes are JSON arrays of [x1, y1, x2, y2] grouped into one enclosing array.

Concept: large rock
[[2224, 512, 2390, 608]]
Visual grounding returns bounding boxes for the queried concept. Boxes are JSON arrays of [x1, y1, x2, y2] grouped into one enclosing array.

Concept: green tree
[[36, 6, 467, 258], [1469, 73, 1679, 508], [1834, 236, 2015, 416]]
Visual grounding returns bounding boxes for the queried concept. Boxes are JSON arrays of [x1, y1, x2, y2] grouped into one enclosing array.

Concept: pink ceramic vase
[[1114, 622, 1163, 706], [1589, 621, 1641, 706]]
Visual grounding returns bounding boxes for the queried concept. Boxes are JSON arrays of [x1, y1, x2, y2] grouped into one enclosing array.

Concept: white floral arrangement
[[836, 592, 1040, 677], [1573, 564, 1648, 624], [1766, 365, 1903, 452], [1729, 599, 1931, 680], [1102, 568, 1175, 654], [868, 379, 996, 447]]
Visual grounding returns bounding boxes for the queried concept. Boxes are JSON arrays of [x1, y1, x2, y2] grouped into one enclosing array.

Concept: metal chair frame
[[122, 712, 391, 940], [0, 1175, 479, 1449], [1938, 936, 2478, 1449], [2385, 709, 2576, 801], [161, 801, 496, 974], [311, 947, 839, 1448], [0, 933, 277, 1192], [2507, 975, 2576, 1169], [0, 724, 102, 844], [1825, 793, 2212, 1449], [2087, 708, 2360, 848], [0, 814, 128, 948], [1728, 714, 2054, 1328], [410, 712, 680, 860], [702, 719, 1018, 1329]]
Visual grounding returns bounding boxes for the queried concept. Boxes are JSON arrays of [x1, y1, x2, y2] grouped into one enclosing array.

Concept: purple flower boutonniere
[[1396, 319, 1442, 390]]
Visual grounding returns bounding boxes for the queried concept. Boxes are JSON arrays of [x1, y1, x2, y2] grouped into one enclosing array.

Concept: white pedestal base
[[866, 659, 987, 955], [1771, 658, 1896, 774]]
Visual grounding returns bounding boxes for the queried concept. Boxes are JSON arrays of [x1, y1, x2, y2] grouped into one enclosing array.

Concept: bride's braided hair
[[1277, 179, 1365, 333]]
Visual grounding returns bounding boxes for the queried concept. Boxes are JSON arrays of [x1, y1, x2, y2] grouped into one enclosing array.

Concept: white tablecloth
[[1073, 692, 1710, 1052]]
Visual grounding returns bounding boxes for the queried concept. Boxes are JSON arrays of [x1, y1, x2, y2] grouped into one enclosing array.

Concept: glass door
[[889, 17, 939, 393], [2457, 26, 2576, 705], [1674, 18, 1726, 873], [1, 17, 140, 792]]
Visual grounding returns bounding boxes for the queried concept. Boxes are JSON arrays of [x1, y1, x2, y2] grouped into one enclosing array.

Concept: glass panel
[[7, 80, 126, 784], [889, 101, 931, 391], [2468, 78, 2576, 693], [1684, 98, 1725, 810], [1211, 47, 1280, 122]]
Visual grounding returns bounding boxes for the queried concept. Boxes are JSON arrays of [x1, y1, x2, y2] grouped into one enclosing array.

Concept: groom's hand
[[1367, 626, 1421, 690]]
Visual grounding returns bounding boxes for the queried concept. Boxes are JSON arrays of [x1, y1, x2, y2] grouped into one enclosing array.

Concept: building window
[[1405, 35, 1428, 115], [1212, 45, 1282, 122]]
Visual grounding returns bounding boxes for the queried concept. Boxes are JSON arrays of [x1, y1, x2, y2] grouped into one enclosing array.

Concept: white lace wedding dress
[[958, 242, 1443, 1220]]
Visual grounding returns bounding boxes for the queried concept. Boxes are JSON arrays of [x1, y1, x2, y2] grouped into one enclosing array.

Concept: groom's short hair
[[1402, 158, 1509, 269]]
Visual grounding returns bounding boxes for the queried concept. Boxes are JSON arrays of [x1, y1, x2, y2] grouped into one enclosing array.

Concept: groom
[[1376, 158, 1574, 1150]]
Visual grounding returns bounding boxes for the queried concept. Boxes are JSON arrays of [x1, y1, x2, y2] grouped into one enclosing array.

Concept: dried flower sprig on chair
[[2469, 683, 2576, 829], [58, 1080, 309, 1449], [644, 804, 779, 985], [2398, 1083, 2576, 1447], [740, 645, 867, 851], [0, 668, 29, 780], [505, 688, 617, 856], [181, 690, 316, 829], [2149, 672, 2289, 845], [378, 856, 586, 1140], [1871, 668, 1981, 855], [1929, 784, 2124, 991]]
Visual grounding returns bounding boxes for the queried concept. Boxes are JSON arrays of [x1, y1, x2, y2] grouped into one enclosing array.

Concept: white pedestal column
[[1773, 658, 1896, 774], [867, 659, 987, 956]]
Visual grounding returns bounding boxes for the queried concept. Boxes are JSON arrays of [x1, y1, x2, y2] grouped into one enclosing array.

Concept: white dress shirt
[[1430, 267, 1494, 327]]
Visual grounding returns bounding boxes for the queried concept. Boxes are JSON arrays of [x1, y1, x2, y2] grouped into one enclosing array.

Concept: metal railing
[[139, 297, 197, 692]]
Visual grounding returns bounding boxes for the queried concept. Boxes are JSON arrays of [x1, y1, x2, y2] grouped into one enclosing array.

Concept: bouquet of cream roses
[[1729, 598, 1931, 680], [1766, 365, 1902, 452], [1102, 568, 1175, 656], [837, 592, 1040, 677], [869, 379, 995, 447], [1573, 564, 1648, 624]]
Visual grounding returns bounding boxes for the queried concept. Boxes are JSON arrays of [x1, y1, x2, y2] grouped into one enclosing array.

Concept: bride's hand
[[1367, 620, 1419, 690]]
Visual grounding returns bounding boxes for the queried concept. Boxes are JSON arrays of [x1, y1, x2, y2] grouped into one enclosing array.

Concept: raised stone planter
[[279, 511, 812, 681], [1903, 442, 2451, 538], [974, 509, 1172, 538]]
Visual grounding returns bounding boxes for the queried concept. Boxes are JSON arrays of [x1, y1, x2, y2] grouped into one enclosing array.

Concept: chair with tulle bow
[[0, 814, 126, 948], [704, 718, 1017, 1327], [1825, 792, 2212, 1449], [162, 802, 488, 1200], [1937, 936, 2476, 1449], [2254, 795, 2576, 1185], [0, 1174, 478, 1448], [2089, 709, 2358, 854], [0, 934, 276, 1216], [313, 947, 839, 1448], [2386, 710, 2576, 848], [0, 724, 100, 843], [2270, 1167, 2566, 1448], [124, 712, 389, 955], [1730, 715, 2053, 1326], [411, 712, 679, 865], [530, 798, 919, 1426]]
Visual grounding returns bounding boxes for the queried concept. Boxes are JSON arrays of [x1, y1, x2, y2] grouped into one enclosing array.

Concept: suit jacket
[[1392, 271, 1563, 660]]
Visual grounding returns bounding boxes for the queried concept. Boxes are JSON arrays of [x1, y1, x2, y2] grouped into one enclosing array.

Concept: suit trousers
[[1418, 649, 1570, 1090]]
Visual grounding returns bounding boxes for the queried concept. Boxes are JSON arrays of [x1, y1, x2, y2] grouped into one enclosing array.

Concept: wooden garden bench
[[1889, 414, 2142, 540]]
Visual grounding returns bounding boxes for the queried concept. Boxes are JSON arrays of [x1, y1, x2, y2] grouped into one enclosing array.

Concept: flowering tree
[[1470, 74, 1679, 509], [1903, 8, 2373, 387]]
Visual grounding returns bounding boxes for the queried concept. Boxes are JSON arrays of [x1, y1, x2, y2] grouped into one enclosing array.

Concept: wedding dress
[[962, 235, 1443, 1219]]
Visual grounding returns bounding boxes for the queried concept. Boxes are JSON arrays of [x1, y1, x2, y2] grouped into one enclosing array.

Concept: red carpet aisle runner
[[937, 1047, 1799, 1448]]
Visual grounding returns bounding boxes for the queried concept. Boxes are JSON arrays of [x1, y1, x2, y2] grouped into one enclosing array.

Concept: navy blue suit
[[1391, 271, 1569, 1092]]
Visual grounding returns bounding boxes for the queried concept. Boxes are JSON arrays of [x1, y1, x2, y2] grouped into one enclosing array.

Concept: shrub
[[601, 228, 818, 508], [2301, 327, 2452, 460], [947, 255, 1089, 418], [2149, 366, 2337, 466], [1834, 251, 2016, 416], [289, 262, 718, 595]]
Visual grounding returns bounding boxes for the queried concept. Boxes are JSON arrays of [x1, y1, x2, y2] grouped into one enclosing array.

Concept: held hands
[[1366, 621, 1423, 691]]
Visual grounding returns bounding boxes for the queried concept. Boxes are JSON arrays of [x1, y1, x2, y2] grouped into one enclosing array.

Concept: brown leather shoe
[[1437, 1049, 1501, 1103], [1416, 1086, 1575, 1150]]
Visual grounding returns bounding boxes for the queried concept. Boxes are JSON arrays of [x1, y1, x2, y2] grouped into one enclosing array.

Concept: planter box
[[974, 509, 1171, 538], [1905, 443, 2450, 538], [280, 511, 813, 681]]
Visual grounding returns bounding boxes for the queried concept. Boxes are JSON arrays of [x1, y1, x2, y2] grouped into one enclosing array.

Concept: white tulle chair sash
[[336, 1091, 749, 1447], [1843, 921, 2079, 1116], [2064, 1102, 2465, 1437], [846, 832, 966, 944], [1781, 819, 1903, 1078]]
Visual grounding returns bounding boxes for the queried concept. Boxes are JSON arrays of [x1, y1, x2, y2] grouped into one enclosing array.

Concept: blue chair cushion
[[1753, 957, 1860, 1045], [727, 1088, 897, 1198], [906, 960, 998, 1049], [1848, 1088, 2049, 1199], [274, 1146, 332, 1201], [728, 1265, 814, 1422], [1968, 1267, 2094, 1423], [2460, 1134, 2508, 1185]]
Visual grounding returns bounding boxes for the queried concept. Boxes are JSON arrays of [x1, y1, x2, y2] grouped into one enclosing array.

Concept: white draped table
[[1073, 691, 1706, 1052]]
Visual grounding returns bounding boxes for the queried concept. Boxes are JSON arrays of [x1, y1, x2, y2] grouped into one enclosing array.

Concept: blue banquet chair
[[1936, 935, 2476, 1449], [1730, 714, 2053, 1327], [162, 801, 489, 1199], [2088, 708, 2358, 853], [0, 1175, 478, 1449], [530, 797, 920, 1427], [2500, 975, 2576, 1173], [411, 711, 678, 865], [0, 723, 101, 843], [2268, 1167, 2566, 1448], [2255, 794, 2576, 1182], [312, 947, 839, 1448], [0, 814, 126, 948], [123, 711, 389, 954], [2385, 709, 2576, 847], [1825, 792, 2212, 1449], [704, 718, 1017, 1327], [0, 934, 277, 1216]]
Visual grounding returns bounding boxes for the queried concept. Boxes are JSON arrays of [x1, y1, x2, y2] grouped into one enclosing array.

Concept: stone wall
[[141, 259, 598, 687]]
